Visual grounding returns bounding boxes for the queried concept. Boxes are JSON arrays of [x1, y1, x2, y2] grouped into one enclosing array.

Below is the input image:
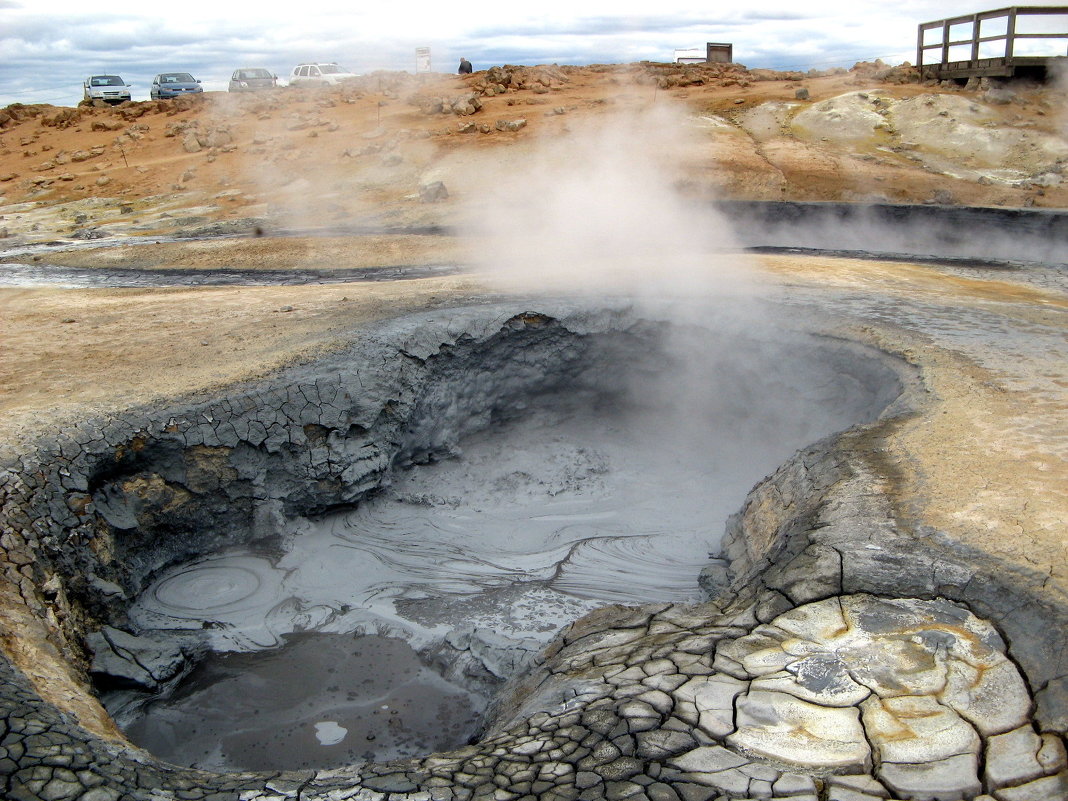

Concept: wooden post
[[970, 13, 981, 67], [1006, 7, 1017, 59], [942, 19, 952, 65]]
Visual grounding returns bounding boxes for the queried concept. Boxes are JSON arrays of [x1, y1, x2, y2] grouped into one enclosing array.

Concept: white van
[[290, 63, 358, 87]]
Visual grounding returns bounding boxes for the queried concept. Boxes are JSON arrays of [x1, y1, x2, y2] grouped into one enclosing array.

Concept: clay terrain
[[1, 62, 1065, 441], [1, 60, 1068, 801], [1, 60, 1065, 442]]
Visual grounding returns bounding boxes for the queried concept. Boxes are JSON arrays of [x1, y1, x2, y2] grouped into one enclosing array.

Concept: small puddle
[[122, 632, 484, 771]]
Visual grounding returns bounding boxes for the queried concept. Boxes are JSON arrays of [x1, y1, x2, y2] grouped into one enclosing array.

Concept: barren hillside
[[1, 61, 1065, 247], [0, 60, 1065, 446]]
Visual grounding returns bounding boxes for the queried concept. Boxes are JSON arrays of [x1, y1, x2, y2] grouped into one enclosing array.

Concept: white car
[[289, 63, 358, 87], [83, 75, 131, 104]]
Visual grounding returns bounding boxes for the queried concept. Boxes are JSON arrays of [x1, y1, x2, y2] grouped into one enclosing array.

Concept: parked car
[[228, 68, 277, 92], [83, 75, 131, 104], [289, 63, 358, 87], [150, 72, 203, 100]]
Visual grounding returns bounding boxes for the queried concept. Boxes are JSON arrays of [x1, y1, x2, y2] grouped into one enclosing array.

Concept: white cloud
[[1, 0, 1066, 106]]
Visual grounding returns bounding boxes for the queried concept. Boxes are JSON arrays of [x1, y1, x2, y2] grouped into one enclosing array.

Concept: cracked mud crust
[[0, 267, 1065, 799], [758, 254, 1068, 593]]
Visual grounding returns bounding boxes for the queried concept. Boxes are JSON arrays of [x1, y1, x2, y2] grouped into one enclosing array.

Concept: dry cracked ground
[[0, 61, 1067, 801]]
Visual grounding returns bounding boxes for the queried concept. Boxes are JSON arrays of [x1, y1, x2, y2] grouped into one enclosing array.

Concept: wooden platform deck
[[918, 5, 1067, 80]]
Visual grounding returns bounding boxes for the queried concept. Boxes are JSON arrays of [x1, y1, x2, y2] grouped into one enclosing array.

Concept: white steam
[[462, 102, 760, 300], [456, 103, 861, 557], [1051, 58, 1068, 139]]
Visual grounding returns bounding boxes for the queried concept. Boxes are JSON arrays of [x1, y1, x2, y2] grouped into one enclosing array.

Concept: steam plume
[[462, 101, 760, 301]]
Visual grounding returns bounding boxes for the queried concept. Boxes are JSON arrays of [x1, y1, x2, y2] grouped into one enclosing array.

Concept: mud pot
[[89, 307, 897, 772], [1, 252, 1067, 799]]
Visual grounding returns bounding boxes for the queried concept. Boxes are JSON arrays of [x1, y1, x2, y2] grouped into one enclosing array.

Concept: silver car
[[150, 72, 203, 100], [229, 68, 277, 92], [83, 75, 131, 104]]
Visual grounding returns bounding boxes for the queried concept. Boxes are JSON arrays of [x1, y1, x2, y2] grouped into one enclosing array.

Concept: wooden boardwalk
[[917, 5, 1067, 80]]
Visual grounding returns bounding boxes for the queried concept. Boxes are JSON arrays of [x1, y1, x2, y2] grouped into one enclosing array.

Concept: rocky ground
[[2, 61, 1065, 220], [0, 61, 1067, 801], [1, 61, 1065, 449]]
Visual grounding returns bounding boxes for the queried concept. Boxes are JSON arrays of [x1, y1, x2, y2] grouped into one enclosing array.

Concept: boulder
[[450, 94, 483, 116], [496, 118, 527, 132], [985, 87, 1016, 105], [200, 126, 233, 148], [41, 108, 81, 129], [419, 181, 448, 202]]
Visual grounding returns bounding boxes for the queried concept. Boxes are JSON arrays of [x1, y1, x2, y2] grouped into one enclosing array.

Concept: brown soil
[[1, 61, 1066, 588], [2, 63, 1063, 226]]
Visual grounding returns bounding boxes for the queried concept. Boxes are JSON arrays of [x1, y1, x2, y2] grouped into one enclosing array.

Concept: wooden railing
[[917, 5, 1067, 78]]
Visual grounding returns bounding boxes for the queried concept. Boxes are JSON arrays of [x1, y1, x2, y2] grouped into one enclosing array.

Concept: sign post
[[416, 47, 432, 74]]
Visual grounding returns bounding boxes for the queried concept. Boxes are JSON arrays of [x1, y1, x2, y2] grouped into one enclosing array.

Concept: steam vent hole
[[77, 307, 905, 773]]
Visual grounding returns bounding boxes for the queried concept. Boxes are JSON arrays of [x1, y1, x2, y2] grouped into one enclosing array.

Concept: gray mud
[[10, 300, 1017, 801], [2, 203, 1067, 799], [120, 632, 484, 772], [6, 201, 1067, 291], [719, 201, 1068, 268], [0, 261, 459, 288], [114, 315, 901, 770]]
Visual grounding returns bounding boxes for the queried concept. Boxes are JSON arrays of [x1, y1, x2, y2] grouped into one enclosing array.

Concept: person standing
[[458, 57, 473, 75]]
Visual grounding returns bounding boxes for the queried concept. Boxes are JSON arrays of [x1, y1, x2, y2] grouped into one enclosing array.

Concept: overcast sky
[[2, 1, 1066, 107]]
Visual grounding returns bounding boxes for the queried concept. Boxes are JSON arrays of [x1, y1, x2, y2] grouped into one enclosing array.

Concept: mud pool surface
[[3, 257, 1066, 799], [122, 633, 485, 772], [116, 331, 896, 771]]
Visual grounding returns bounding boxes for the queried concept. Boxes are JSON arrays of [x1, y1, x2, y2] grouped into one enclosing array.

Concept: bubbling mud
[[111, 320, 903, 772]]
